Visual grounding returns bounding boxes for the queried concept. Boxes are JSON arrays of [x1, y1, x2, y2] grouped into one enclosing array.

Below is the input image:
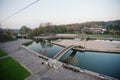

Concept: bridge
[[46, 45, 75, 70], [53, 45, 76, 60]]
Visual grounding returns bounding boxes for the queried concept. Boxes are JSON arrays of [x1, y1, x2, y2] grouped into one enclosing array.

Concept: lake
[[24, 39, 120, 79]]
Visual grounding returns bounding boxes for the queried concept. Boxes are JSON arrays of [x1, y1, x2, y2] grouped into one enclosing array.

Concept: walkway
[[0, 55, 9, 59], [52, 39, 120, 53], [53, 45, 75, 60]]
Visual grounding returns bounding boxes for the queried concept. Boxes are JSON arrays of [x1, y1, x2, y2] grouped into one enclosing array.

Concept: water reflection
[[24, 38, 63, 58], [62, 50, 79, 66], [34, 39, 54, 48]]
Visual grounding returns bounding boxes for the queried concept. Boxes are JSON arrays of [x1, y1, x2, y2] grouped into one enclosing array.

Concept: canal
[[24, 39, 120, 79]]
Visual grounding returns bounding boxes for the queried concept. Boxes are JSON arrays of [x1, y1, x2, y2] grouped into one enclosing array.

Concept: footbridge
[[53, 45, 76, 60]]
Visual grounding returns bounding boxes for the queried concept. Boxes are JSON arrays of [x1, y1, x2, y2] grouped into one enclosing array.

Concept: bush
[[0, 33, 14, 42]]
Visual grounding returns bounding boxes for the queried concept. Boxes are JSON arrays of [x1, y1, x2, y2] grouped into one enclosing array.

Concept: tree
[[19, 26, 32, 35], [45, 22, 52, 33], [83, 28, 92, 34], [0, 29, 14, 42], [109, 29, 116, 35], [32, 28, 39, 36]]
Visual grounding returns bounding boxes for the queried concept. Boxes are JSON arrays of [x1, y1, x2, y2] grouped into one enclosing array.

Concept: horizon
[[0, 0, 120, 29], [0, 19, 120, 30]]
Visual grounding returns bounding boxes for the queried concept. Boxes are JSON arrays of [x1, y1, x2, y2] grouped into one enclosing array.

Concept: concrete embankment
[[52, 39, 120, 53]]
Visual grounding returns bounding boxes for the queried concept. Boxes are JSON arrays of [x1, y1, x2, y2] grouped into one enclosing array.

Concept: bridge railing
[[53, 45, 75, 60]]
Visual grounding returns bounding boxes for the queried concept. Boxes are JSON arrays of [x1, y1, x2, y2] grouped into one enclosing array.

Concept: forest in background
[[31, 20, 120, 36]]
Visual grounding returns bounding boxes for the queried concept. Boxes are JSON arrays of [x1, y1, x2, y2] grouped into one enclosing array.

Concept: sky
[[0, 0, 120, 29]]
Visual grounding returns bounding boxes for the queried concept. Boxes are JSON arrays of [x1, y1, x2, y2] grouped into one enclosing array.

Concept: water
[[95, 40, 120, 44], [59, 50, 120, 79], [24, 39, 63, 58], [24, 39, 120, 79]]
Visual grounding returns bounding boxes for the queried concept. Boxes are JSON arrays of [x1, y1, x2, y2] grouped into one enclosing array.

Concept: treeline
[[32, 24, 75, 36], [69, 20, 120, 30], [0, 28, 16, 42], [19, 20, 120, 36], [20, 23, 76, 36]]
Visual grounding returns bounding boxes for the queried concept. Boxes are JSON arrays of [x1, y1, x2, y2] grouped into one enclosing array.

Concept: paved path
[[52, 39, 120, 53], [0, 55, 9, 59], [0, 39, 116, 80]]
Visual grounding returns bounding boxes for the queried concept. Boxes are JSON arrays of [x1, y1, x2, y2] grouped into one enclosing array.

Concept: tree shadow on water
[[63, 50, 79, 66]]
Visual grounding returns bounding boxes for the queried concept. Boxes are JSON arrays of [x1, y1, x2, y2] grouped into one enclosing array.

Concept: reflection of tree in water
[[35, 39, 53, 48], [40, 39, 46, 48], [34, 38, 40, 43], [34, 39, 54, 56], [47, 39, 53, 47], [63, 50, 79, 66]]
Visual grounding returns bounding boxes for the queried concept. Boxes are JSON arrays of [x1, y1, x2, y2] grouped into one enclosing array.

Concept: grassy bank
[[90, 34, 120, 38], [0, 49, 30, 80], [77, 34, 120, 38], [0, 49, 7, 57]]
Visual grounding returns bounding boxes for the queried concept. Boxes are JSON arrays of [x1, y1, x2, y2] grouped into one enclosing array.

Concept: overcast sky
[[0, 0, 120, 29]]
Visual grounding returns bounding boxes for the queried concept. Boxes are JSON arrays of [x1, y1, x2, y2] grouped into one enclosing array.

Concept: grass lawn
[[77, 34, 120, 38], [0, 49, 7, 57], [90, 34, 120, 38], [0, 57, 30, 80]]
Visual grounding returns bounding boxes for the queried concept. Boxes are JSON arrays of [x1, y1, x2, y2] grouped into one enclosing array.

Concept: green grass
[[0, 57, 30, 80], [0, 49, 7, 57], [90, 34, 120, 38], [77, 34, 120, 38]]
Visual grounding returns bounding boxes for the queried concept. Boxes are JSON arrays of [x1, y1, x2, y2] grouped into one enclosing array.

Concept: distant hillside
[[22, 20, 120, 36], [67, 20, 120, 31]]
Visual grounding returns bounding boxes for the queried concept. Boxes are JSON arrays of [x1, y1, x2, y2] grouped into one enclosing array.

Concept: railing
[[53, 45, 75, 60]]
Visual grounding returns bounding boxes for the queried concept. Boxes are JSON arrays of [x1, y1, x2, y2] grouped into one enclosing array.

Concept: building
[[17, 34, 28, 39], [89, 27, 107, 33], [75, 27, 107, 34]]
